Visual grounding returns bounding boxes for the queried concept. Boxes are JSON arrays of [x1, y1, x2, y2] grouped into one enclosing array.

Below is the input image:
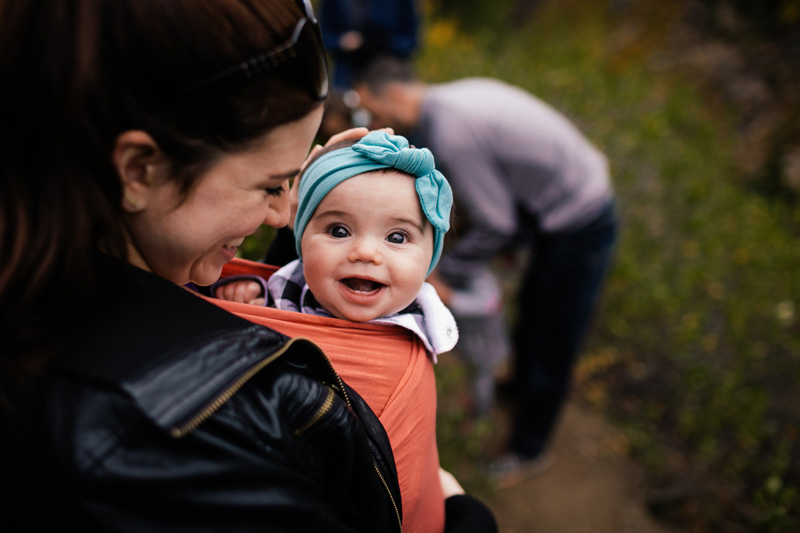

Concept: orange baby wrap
[[206, 258, 445, 533]]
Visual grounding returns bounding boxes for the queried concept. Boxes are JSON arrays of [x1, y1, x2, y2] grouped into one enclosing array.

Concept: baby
[[216, 130, 456, 358], [213, 131, 458, 532]]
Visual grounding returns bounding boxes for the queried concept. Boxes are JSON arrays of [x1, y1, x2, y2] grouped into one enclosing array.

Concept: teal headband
[[294, 131, 452, 276]]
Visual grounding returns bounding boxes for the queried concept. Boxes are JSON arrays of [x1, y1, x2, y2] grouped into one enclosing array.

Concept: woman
[[0, 1, 497, 531]]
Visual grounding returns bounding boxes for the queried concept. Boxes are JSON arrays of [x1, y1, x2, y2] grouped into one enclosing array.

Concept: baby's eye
[[328, 225, 350, 238], [386, 232, 407, 244]]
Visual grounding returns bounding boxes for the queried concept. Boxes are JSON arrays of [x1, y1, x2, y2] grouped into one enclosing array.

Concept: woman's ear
[[113, 130, 163, 212]]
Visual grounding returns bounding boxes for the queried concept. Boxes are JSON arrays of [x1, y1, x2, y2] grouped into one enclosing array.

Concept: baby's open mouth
[[341, 278, 384, 292]]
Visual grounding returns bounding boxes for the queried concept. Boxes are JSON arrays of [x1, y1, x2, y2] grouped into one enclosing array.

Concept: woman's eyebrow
[[270, 168, 301, 179]]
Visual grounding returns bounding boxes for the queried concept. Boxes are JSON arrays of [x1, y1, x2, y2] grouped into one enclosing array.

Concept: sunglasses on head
[[177, 0, 328, 102]]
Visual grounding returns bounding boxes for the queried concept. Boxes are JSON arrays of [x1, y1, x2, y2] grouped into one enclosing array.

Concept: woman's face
[[126, 106, 324, 286]]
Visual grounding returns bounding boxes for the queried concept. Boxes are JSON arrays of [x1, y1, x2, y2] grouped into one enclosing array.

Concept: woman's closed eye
[[265, 185, 285, 197]]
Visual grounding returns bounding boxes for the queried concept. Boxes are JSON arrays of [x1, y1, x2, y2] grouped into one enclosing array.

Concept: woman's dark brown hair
[[0, 0, 325, 374]]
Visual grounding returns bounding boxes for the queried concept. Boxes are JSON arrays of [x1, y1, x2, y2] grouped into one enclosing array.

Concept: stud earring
[[124, 195, 142, 211]]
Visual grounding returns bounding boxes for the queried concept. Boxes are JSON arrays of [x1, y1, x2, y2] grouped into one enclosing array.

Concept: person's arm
[[433, 133, 518, 282], [78, 368, 398, 532]]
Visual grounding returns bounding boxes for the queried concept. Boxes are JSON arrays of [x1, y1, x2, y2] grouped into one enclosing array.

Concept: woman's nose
[[348, 237, 383, 265], [263, 188, 291, 228]]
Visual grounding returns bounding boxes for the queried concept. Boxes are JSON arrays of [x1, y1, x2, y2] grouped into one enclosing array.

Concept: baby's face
[[301, 170, 434, 322]]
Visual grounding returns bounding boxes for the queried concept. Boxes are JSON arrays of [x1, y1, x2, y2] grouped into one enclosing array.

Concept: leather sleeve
[[42, 358, 397, 532], [445, 494, 499, 533], [5, 264, 402, 532]]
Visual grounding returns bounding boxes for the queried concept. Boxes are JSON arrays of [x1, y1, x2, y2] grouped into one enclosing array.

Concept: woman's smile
[[221, 237, 246, 260]]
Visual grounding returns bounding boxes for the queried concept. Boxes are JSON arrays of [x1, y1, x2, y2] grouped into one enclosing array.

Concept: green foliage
[[434, 356, 498, 495], [696, 0, 800, 35], [238, 225, 277, 261], [423, 0, 800, 529]]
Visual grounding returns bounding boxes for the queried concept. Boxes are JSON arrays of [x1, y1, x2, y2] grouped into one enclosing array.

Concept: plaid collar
[[266, 260, 458, 360]]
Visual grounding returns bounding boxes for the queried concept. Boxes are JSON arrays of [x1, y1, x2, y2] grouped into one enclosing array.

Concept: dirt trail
[[482, 399, 678, 533], [441, 261, 677, 531]]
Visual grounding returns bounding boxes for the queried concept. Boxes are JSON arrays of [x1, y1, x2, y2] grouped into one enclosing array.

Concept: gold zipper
[[294, 386, 335, 437], [289, 339, 401, 531], [296, 339, 400, 531], [300, 337, 351, 407], [169, 336, 401, 531], [373, 460, 403, 532], [170, 337, 298, 438], [170, 336, 349, 437]]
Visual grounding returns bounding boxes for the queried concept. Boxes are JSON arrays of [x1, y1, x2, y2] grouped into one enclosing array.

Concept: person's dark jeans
[[509, 200, 618, 459]]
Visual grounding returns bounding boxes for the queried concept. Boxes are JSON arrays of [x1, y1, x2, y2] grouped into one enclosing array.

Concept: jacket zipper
[[169, 336, 402, 531], [374, 460, 403, 532], [170, 337, 297, 438], [292, 340, 401, 531], [288, 339, 401, 531], [294, 386, 335, 437], [300, 337, 350, 406]]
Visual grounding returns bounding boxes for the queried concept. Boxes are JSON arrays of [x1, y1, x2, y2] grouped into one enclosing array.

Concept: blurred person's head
[[1, 0, 327, 369], [293, 131, 452, 321], [354, 56, 426, 135]]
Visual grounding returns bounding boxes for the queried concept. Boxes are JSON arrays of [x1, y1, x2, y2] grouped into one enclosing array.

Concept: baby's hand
[[214, 280, 265, 306]]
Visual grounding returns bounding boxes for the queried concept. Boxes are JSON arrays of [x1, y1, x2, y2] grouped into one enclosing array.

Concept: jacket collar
[[53, 260, 292, 435]]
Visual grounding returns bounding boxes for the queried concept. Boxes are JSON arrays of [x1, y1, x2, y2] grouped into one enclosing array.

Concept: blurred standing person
[[355, 57, 618, 486], [320, 0, 419, 90]]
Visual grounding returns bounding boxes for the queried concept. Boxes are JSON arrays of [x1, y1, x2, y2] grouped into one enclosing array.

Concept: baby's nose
[[347, 237, 383, 265]]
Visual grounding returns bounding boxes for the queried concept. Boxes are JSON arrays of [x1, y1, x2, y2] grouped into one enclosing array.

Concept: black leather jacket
[[1, 262, 402, 531]]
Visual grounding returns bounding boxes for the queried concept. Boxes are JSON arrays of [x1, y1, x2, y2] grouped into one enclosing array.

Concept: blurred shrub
[[238, 224, 277, 262]]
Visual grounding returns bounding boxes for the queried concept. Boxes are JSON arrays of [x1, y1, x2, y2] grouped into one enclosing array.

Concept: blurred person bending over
[[355, 56, 618, 486]]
